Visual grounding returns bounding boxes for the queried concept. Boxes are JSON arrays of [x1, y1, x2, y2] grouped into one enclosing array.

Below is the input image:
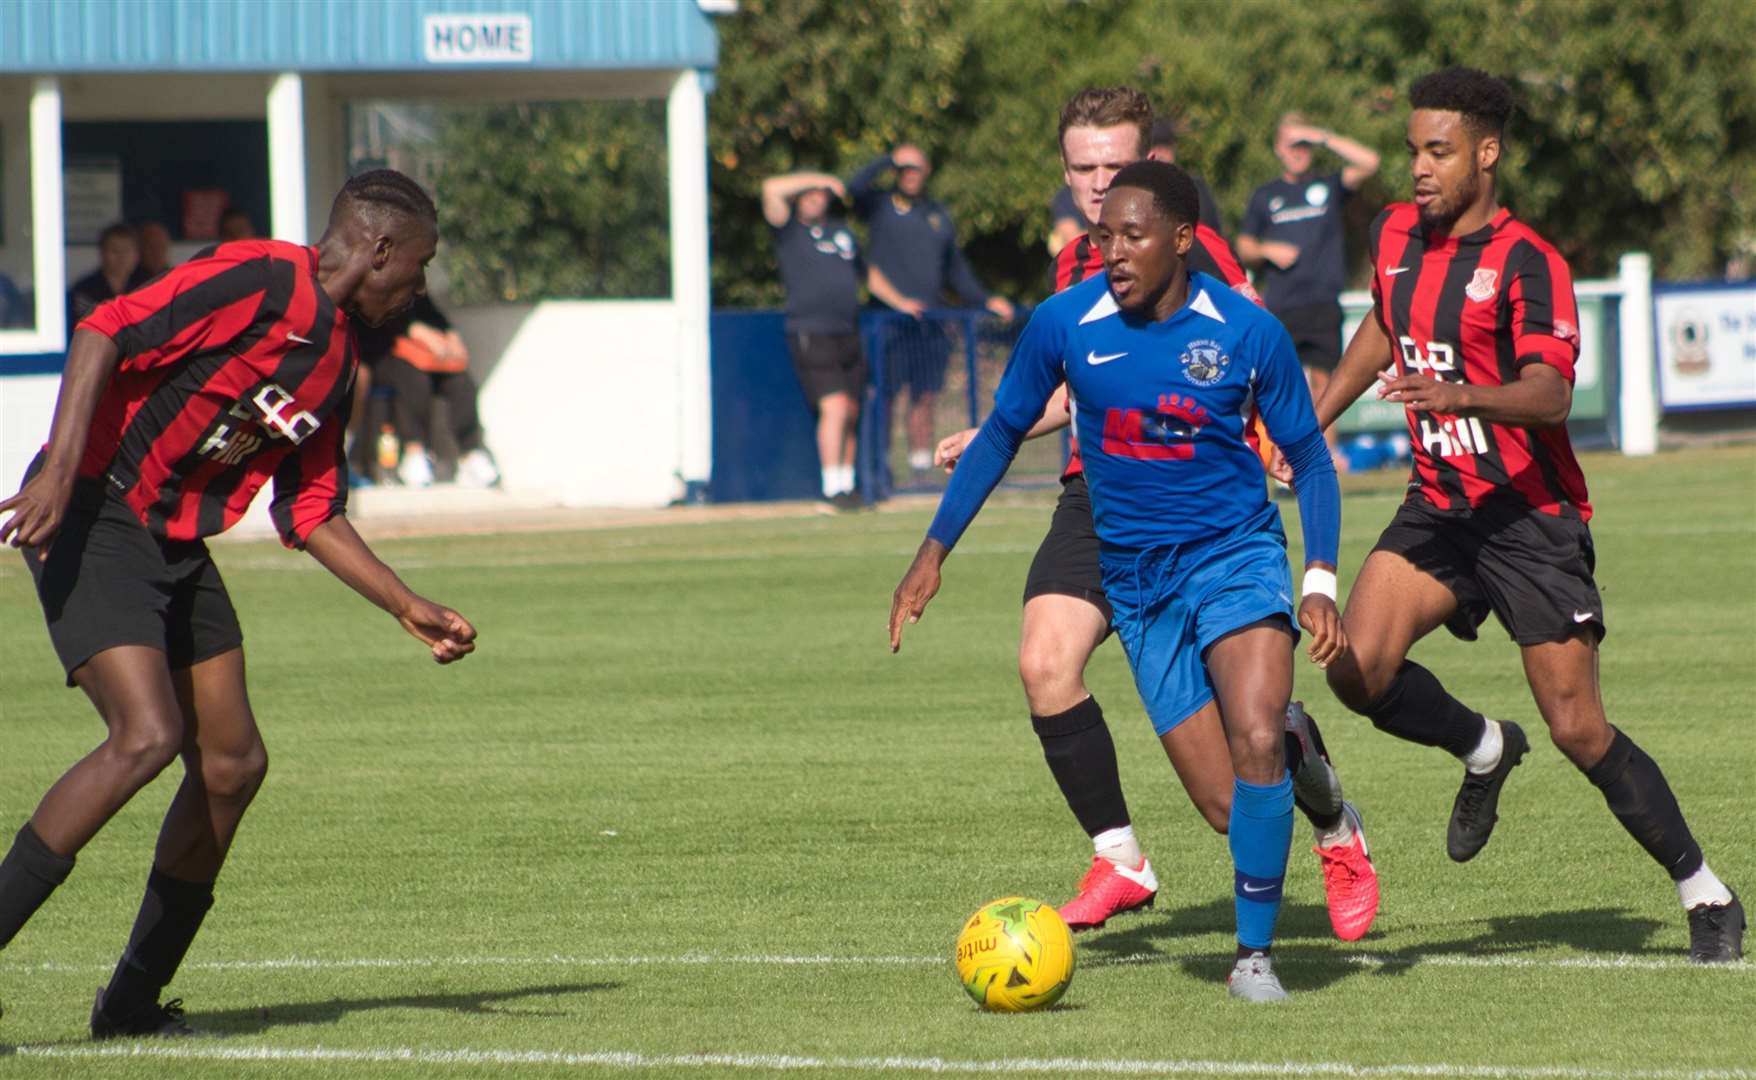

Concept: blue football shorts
[[1101, 516, 1296, 736]]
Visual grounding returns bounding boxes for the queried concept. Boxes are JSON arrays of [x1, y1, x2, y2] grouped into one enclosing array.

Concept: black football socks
[[99, 868, 215, 1021], [1032, 696, 1131, 838], [1364, 660, 1486, 757], [1583, 727, 1704, 882], [0, 823, 76, 951]]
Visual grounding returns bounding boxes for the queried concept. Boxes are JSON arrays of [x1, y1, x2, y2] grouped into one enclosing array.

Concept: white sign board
[[1653, 284, 1756, 410], [423, 13, 533, 64], [63, 161, 123, 245]]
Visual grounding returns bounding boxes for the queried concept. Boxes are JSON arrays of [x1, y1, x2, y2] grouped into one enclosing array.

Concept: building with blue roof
[[0, 0, 727, 509]]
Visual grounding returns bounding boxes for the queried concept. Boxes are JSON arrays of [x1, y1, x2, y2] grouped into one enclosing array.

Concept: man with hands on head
[[891, 160, 1345, 1003], [762, 170, 921, 509]]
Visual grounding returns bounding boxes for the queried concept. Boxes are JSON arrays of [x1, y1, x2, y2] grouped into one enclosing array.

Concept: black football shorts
[[1022, 472, 1114, 627], [786, 331, 867, 406], [1371, 494, 1605, 646], [20, 460, 243, 686], [1274, 301, 1343, 373]]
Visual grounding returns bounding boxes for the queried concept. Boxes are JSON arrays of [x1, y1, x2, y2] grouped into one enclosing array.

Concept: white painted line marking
[[13, 1046, 1756, 1074], [11, 1044, 1756, 1079], [3, 949, 1745, 977]]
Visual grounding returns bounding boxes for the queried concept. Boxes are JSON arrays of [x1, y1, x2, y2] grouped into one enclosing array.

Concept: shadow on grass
[[1341, 906, 1670, 976], [200, 979, 622, 1036], [1067, 894, 1671, 990]]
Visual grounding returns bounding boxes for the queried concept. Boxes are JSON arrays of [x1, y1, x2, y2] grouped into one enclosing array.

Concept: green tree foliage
[[432, 101, 670, 304], [710, 0, 1756, 306]]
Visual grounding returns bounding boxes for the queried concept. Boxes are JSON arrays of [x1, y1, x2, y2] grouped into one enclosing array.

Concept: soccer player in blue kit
[[890, 161, 1344, 1002]]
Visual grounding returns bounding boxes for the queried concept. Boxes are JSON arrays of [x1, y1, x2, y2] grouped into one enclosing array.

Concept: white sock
[[1462, 718, 1504, 775], [1092, 825, 1142, 868], [1678, 863, 1735, 910], [820, 466, 837, 497], [834, 464, 856, 494], [1316, 814, 1354, 849], [908, 448, 933, 471]]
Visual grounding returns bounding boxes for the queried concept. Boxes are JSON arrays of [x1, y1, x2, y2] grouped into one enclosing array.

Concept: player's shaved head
[[1059, 87, 1152, 160], [1409, 66, 1514, 140], [1107, 160, 1201, 230]]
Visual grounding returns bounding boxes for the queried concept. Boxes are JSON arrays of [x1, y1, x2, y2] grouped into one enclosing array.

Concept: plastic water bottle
[[376, 424, 399, 471]]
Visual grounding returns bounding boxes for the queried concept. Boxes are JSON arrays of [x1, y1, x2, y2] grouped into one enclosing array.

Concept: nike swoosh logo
[[1113, 860, 1158, 890], [1385, 266, 1411, 276], [1242, 882, 1275, 894], [1572, 610, 1595, 623], [287, 333, 315, 346], [1087, 350, 1127, 365]]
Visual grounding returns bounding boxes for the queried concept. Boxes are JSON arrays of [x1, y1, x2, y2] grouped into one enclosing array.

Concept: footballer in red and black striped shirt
[[1366, 202, 1589, 520], [0, 170, 483, 1036], [930, 87, 1377, 944], [1315, 67, 1742, 962]]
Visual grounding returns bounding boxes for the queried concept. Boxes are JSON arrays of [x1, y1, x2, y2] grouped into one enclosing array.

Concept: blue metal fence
[[709, 306, 1056, 505]]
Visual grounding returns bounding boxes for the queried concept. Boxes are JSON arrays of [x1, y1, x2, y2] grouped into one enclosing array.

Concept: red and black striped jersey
[[75, 239, 357, 547], [1051, 225, 1264, 478], [1369, 204, 1590, 520]]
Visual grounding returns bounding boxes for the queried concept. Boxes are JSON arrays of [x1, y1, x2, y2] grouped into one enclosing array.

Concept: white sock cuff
[[1678, 863, 1735, 910], [1462, 718, 1503, 774]]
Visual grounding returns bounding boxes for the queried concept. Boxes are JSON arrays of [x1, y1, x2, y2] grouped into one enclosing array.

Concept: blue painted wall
[[708, 310, 820, 503]]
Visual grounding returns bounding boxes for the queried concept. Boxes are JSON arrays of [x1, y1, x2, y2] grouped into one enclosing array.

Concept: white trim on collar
[[1079, 291, 1119, 325]]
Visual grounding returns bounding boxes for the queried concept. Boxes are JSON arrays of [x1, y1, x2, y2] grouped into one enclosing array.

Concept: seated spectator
[[355, 294, 500, 488], [67, 223, 140, 330], [220, 207, 256, 241], [133, 220, 174, 284]]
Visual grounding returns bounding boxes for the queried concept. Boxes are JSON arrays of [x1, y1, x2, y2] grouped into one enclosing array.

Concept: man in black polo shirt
[[1237, 113, 1380, 468], [849, 146, 1014, 484], [762, 170, 919, 509]]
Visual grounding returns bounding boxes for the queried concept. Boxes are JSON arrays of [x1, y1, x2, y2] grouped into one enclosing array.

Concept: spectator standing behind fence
[[762, 170, 920, 511], [66, 223, 140, 331], [1236, 114, 1380, 469], [354, 294, 501, 489], [849, 145, 1015, 485]]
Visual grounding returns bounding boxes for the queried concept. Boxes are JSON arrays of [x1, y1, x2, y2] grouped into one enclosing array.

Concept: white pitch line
[[11, 1044, 1756, 1080], [3, 949, 1746, 977]]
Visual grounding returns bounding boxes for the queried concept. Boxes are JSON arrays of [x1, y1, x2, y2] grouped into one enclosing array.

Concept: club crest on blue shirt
[[1179, 339, 1231, 386]]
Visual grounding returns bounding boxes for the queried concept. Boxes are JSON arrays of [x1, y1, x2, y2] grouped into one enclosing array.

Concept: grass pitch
[[1, 445, 1752, 1078]]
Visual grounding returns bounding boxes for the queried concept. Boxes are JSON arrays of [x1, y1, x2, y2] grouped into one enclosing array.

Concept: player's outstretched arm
[[304, 515, 477, 664], [0, 329, 122, 555], [889, 538, 949, 652], [935, 386, 1072, 472]]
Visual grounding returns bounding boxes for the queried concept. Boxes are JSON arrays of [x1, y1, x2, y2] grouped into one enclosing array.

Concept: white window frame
[[0, 77, 67, 355]]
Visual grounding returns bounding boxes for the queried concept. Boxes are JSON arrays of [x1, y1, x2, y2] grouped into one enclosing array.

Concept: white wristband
[[1302, 568, 1338, 601]]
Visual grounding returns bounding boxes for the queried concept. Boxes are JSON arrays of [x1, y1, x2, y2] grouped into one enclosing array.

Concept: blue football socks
[[1230, 775, 1295, 951]]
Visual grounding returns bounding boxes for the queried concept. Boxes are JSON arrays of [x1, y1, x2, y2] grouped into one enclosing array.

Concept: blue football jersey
[[988, 271, 1320, 551]]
